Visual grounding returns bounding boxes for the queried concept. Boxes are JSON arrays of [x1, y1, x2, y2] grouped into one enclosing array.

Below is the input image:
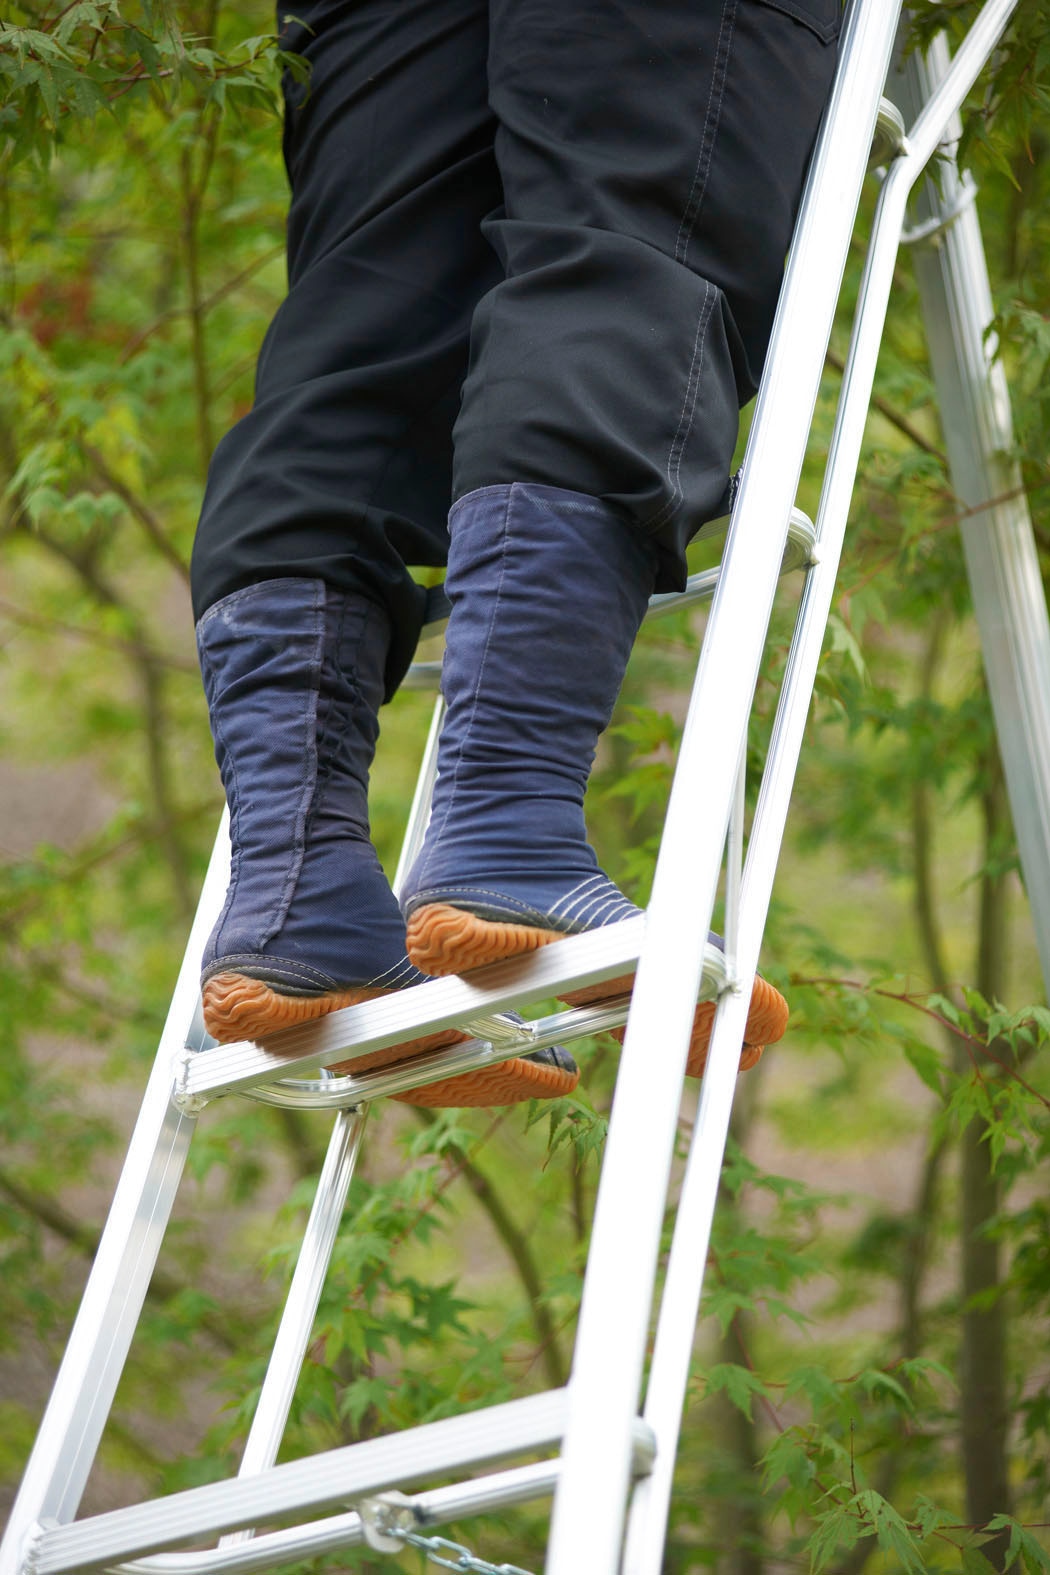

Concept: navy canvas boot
[[196, 577, 578, 1106], [401, 484, 788, 1076]]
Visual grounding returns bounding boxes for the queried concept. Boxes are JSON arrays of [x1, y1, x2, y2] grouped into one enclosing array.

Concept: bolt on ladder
[[4, 2, 1048, 1573]]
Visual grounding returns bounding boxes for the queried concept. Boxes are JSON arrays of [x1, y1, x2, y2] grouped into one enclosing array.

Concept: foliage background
[[0, 2, 1048, 1571]]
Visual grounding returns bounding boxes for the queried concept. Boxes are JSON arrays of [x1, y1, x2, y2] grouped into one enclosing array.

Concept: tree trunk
[[958, 754, 1013, 1567]]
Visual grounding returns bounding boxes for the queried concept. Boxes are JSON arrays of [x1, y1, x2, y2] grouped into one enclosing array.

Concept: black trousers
[[191, 0, 840, 695]]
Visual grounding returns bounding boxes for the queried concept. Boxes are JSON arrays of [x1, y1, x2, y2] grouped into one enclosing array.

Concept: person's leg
[[191, 0, 504, 694], [402, 0, 840, 1072], [191, 0, 578, 1104], [453, 0, 840, 573]]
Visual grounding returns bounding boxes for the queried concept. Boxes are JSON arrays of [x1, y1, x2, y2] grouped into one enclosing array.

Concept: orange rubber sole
[[405, 903, 788, 1077], [200, 971, 577, 1108]]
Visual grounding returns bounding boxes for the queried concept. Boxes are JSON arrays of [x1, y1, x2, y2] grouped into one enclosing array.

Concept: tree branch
[[79, 441, 190, 582], [411, 1109, 569, 1390], [0, 595, 197, 673], [825, 346, 947, 463], [0, 1166, 243, 1352]]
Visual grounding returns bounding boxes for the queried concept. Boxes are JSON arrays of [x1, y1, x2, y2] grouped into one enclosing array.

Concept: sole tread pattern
[[405, 904, 558, 975], [406, 904, 788, 1078]]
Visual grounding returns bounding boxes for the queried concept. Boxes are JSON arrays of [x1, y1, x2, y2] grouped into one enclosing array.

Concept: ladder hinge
[[171, 1049, 210, 1115]]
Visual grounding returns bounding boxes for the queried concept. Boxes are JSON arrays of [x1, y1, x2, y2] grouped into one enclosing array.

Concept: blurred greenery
[[1, 3, 1049, 1573]]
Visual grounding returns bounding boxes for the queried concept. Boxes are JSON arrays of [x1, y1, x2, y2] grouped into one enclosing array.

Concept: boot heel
[[405, 903, 560, 975], [202, 972, 378, 1044]]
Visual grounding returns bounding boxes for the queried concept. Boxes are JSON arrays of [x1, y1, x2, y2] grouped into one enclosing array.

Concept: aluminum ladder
[[4, 2, 1049, 1572]]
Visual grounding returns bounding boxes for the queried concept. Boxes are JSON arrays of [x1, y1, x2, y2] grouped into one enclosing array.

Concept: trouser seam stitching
[[650, 0, 737, 531]]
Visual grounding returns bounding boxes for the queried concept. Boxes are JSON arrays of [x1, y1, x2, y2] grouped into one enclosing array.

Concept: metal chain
[[397, 1527, 535, 1575], [357, 1495, 535, 1575]]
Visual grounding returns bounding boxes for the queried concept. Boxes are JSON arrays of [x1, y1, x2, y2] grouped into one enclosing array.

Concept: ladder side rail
[[622, 7, 1021, 1566], [894, 36, 1050, 999], [391, 695, 445, 892], [545, 0, 905, 1568], [0, 819, 234, 1575]]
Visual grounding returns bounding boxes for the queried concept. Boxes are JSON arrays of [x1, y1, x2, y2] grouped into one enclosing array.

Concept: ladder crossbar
[[402, 510, 817, 691], [112, 1460, 567, 1575], [175, 922, 729, 1105], [26, 1392, 572, 1575], [231, 997, 636, 1112]]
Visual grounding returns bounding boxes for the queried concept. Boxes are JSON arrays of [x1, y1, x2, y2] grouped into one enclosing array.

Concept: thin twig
[[825, 345, 946, 462], [0, 595, 196, 672], [793, 975, 1050, 1109], [79, 441, 190, 582], [412, 1108, 570, 1390]]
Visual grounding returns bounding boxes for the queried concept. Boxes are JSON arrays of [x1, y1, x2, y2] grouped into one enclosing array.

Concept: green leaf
[[853, 1489, 926, 1575], [903, 1036, 945, 1094], [825, 613, 869, 683], [808, 1504, 863, 1572], [702, 1362, 770, 1420], [961, 1550, 1000, 1575]]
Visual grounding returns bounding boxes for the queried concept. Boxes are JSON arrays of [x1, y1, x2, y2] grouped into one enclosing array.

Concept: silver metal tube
[[219, 1108, 367, 1546], [209, 999, 632, 1111], [391, 695, 445, 893], [623, 8, 1020, 1567], [112, 1463, 563, 1575], [644, 508, 816, 621], [892, 29, 1050, 997], [109, 1414, 652, 1575], [622, 967, 765, 1575], [546, 2, 904, 1569], [28, 1391, 575, 1574], [723, 742, 746, 977], [0, 818, 233, 1575]]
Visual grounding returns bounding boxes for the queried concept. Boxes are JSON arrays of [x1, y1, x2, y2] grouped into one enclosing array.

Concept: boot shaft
[[197, 577, 397, 973]]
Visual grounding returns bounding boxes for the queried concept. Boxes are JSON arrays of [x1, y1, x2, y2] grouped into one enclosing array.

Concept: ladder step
[[236, 997, 633, 1113], [26, 1396, 656, 1575], [176, 921, 729, 1108]]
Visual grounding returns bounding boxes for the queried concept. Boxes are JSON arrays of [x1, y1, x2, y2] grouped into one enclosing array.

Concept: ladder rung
[[27, 1397, 656, 1575], [111, 1460, 564, 1575], [177, 921, 728, 1108], [645, 506, 816, 622]]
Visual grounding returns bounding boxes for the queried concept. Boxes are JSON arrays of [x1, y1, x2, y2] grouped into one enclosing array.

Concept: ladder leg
[[545, 4, 905, 1570], [620, 7, 1023, 1567], [893, 38, 1050, 1000], [0, 817, 232, 1574]]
